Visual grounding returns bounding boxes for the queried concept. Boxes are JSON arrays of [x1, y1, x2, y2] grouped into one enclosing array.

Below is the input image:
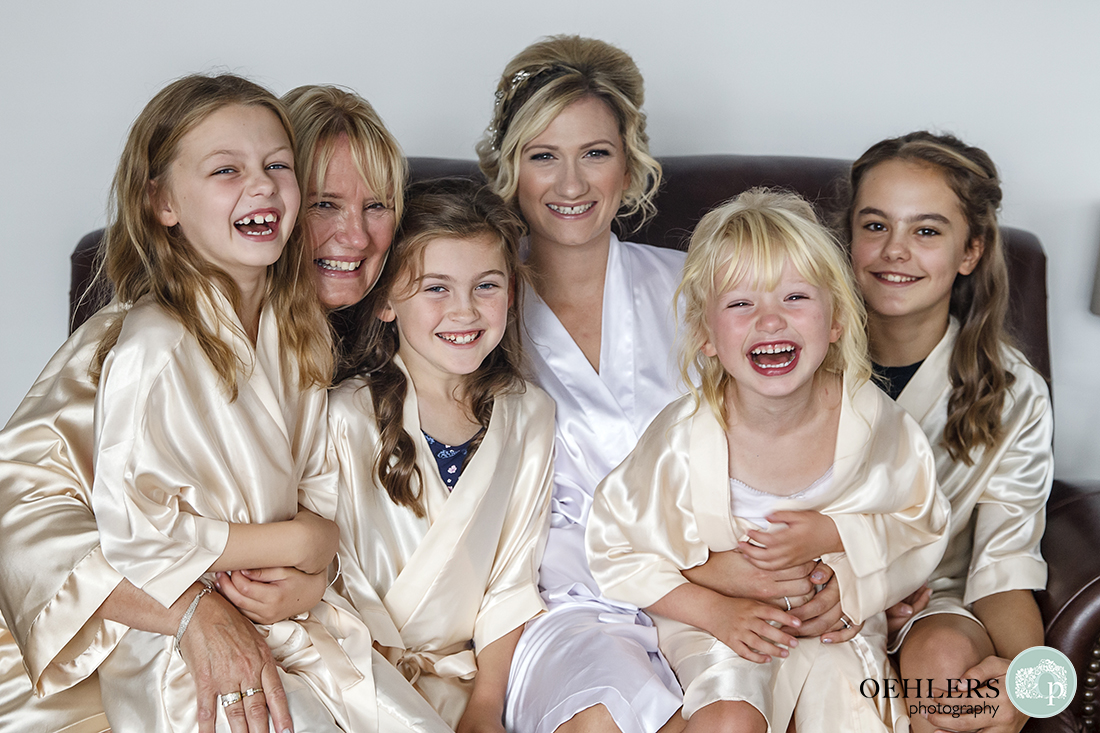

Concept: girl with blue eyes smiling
[[845, 132, 1053, 733], [586, 189, 948, 733], [328, 178, 555, 733]]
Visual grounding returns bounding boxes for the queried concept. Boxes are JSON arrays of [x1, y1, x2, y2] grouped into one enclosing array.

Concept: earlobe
[[830, 321, 843, 344], [700, 340, 717, 358], [958, 237, 985, 276], [379, 304, 397, 323]]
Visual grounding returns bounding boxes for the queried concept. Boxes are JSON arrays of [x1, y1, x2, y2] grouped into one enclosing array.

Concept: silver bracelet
[[174, 578, 215, 655]]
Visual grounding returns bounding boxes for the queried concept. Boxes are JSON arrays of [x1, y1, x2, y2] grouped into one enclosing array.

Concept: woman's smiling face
[[305, 135, 396, 310], [516, 96, 629, 253]]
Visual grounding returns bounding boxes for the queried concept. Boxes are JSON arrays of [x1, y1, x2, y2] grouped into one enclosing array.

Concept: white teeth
[[750, 344, 795, 355], [880, 273, 918, 283], [235, 213, 278, 226], [438, 332, 480, 345], [316, 259, 362, 272], [547, 202, 594, 215]]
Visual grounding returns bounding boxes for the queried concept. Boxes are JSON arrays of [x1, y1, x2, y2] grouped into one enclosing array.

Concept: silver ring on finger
[[840, 614, 852, 629], [783, 596, 791, 611], [242, 687, 264, 698], [219, 691, 243, 708]]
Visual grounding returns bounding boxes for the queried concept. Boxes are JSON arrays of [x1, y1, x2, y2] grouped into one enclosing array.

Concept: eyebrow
[[522, 138, 618, 153], [202, 145, 292, 161], [856, 206, 952, 225], [419, 269, 507, 281]]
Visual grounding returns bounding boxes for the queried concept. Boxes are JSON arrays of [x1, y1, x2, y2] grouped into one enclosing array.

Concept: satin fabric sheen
[[891, 320, 1053, 649], [329, 356, 554, 728], [90, 291, 377, 732], [0, 305, 124, 732], [505, 236, 687, 733], [587, 379, 950, 731]]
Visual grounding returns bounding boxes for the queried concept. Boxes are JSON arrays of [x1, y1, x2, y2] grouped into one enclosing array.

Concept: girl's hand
[[924, 656, 1026, 733], [455, 703, 506, 733], [740, 511, 841, 570], [710, 596, 801, 664], [683, 549, 816, 606], [778, 565, 862, 643], [290, 509, 339, 576], [886, 584, 932, 638], [215, 567, 327, 625]]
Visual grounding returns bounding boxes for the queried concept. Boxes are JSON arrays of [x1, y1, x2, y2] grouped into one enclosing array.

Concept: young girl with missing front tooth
[[328, 177, 555, 733], [86, 74, 431, 732], [586, 189, 950, 733], [844, 132, 1053, 733]]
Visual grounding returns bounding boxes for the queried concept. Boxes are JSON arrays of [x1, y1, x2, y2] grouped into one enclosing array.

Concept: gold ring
[[243, 687, 264, 697], [219, 692, 243, 707]]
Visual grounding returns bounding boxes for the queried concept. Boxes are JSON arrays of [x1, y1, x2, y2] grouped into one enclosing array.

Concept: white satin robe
[[891, 320, 1053, 648], [329, 361, 554, 729], [90, 292, 379, 733], [505, 236, 687, 733], [587, 379, 950, 732], [0, 305, 122, 733]]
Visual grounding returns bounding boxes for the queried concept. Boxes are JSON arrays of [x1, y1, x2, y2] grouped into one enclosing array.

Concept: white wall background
[[2, 0, 1098, 478]]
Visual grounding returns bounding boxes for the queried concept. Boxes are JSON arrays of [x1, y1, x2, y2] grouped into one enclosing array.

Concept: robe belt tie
[[393, 642, 478, 686]]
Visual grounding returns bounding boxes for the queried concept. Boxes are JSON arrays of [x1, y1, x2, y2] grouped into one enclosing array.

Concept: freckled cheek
[[306, 220, 338, 255]]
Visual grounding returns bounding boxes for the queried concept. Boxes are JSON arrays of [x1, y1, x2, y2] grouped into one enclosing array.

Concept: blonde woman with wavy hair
[[587, 189, 948, 733], [843, 131, 1054, 733], [476, 34, 690, 733], [283, 84, 407, 312]]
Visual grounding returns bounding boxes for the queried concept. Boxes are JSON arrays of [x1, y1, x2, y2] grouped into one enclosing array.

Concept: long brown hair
[[839, 131, 1013, 464], [348, 178, 527, 517], [91, 73, 332, 397]]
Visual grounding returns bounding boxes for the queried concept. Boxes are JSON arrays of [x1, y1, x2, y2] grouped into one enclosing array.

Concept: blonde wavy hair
[[678, 188, 870, 428], [476, 35, 661, 228], [91, 73, 332, 398], [282, 85, 407, 224]]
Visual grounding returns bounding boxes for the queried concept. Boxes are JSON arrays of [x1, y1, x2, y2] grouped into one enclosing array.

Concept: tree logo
[[1006, 646, 1076, 717]]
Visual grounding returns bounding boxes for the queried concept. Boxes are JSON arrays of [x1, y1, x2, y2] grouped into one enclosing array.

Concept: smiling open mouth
[[437, 330, 482, 345], [875, 273, 920, 284], [234, 212, 278, 236], [749, 343, 796, 369], [315, 258, 363, 272], [547, 202, 594, 215]]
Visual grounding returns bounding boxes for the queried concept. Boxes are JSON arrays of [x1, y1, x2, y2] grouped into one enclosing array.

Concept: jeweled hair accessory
[[488, 64, 572, 150]]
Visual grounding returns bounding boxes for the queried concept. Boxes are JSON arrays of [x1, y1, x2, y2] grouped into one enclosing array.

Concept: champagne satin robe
[[891, 320, 1053, 648], [90, 292, 381, 733], [0, 305, 122, 733], [329, 358, 554, 728], [587, 379, 951, 732]]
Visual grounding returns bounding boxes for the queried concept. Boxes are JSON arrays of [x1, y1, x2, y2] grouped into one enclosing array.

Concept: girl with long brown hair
[[329, 177, 554, 733], [843, 131, 1054, 733]]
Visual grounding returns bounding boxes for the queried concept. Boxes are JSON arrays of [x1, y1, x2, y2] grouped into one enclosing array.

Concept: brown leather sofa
[[70, 155, 1100, 732]]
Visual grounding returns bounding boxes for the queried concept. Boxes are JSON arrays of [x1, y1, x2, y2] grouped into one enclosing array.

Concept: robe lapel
[[688, 406, 742, 550], [897, 320, 957, 424], [381, 358, 508, 640]]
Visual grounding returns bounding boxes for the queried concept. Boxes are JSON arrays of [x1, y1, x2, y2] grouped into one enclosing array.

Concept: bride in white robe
[[477, 36, 687, 733]]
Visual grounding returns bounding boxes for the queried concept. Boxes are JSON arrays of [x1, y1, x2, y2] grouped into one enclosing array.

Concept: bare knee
[[898, 616, 994, 684], [685, 700, 766, 733], [554, 704, 622, 733]]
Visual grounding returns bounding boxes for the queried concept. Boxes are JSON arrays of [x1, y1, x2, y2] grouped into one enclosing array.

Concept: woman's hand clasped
[[177, 588, 293, 733]]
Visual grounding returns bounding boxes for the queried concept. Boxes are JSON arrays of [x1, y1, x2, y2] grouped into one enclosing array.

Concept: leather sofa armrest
[[1027, 479, 1100, 731]]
